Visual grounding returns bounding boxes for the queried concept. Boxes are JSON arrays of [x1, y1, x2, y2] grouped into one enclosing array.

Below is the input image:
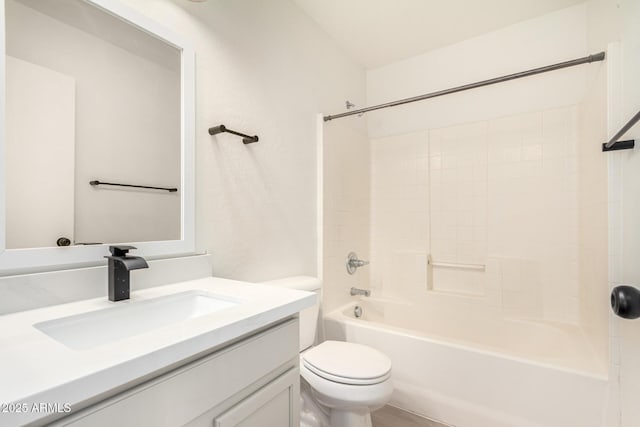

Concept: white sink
[[34, 291, 241, 350]]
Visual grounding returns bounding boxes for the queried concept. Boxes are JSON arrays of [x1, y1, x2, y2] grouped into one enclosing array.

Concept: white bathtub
[[324, 299, 608, 427]]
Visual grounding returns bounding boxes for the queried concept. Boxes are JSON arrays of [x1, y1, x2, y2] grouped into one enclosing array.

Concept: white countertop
[[0, 277, 315, 426]]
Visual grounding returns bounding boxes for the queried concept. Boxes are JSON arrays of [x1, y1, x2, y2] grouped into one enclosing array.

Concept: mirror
[[0, 0, 195, 271]]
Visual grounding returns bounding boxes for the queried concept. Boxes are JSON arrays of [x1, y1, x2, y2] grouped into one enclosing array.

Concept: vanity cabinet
[[53, 318, 300, 427], [204, 369, 298, 427]]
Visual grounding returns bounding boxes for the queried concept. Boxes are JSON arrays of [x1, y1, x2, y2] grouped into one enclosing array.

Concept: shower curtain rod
[[323, 51, 606, 122]]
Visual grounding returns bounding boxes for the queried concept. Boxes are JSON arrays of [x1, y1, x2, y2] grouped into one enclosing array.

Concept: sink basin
[[34, 291, 241, 350]]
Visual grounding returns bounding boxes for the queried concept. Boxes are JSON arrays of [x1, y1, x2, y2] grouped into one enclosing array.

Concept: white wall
[[5, 0, 181, 245], [366, 4, 589, 139], [116, 0, 366, 281]]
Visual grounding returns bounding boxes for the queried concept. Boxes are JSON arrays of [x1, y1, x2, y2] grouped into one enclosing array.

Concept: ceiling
[[14, 0, 180, 71], [293, 0, 586, 69]]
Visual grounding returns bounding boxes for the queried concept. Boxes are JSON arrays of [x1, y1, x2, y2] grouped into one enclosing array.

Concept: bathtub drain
[[354, 305, 362, 318]]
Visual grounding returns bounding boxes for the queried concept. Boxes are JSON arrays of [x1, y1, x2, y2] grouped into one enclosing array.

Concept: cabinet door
[[214, 368, 299, 427]]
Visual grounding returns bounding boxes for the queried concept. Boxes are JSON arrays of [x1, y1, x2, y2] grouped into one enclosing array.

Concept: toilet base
[[300, 379, 330, 427], [330, 408, 373, 427], [300, 377, 378, 427]]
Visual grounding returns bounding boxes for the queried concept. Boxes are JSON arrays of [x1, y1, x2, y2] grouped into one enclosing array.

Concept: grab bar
[[427, 254, 485, 271]]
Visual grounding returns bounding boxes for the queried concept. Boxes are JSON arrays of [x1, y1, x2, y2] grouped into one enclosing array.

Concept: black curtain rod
[[90, 180, 178, 192], [208, 124, 259, 144], [324, 51, 606, 122]]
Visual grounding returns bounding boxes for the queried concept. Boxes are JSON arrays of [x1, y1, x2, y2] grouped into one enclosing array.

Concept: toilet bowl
[[260, 277, 394, 427], [300, 340, 393, 427]]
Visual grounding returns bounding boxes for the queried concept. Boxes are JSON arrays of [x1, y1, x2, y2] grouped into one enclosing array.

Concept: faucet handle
[[346, 251, 369, 275], [109, 245, 137, 257]]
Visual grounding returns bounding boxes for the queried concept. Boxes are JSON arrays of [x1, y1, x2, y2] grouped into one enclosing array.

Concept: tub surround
[[0, 277, 315, 426]]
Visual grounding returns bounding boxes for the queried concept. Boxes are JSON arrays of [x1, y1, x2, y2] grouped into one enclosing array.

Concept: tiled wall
[[322, 119, 370, 313], [429, 122, 488, 296], [370, 132, 428, 297], [370, 106, 582, 324]]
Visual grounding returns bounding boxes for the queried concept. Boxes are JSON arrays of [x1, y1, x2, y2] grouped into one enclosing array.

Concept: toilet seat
[[301, 340, 392, 385]]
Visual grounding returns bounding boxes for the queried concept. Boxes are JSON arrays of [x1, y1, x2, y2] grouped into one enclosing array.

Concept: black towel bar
[[90, 180, 178, 192], [208, 124, 259, 144]]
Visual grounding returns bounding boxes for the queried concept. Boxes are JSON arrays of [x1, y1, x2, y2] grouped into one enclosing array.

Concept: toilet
[[261, 276, 393, 427]]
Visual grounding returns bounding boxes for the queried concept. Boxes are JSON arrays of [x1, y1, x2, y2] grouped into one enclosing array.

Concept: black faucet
[[105, 245, 149, 302]]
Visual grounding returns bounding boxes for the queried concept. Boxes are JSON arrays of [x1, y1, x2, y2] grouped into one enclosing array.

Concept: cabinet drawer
[[214, 368, 299, 427], [60, 318, 299, 426]]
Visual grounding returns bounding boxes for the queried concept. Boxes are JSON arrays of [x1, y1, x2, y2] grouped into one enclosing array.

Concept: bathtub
[[323, 299, 608, 427]]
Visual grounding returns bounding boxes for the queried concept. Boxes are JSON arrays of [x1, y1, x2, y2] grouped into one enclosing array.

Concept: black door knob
[[611, 285, 640, 319]]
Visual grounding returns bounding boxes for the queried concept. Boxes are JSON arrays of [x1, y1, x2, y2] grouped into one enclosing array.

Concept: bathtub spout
[[350, 287, 371, 297]]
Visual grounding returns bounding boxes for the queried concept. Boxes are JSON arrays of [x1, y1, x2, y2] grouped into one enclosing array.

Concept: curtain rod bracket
[[602, 140, 635, 152], [603, 110, 640, 152]]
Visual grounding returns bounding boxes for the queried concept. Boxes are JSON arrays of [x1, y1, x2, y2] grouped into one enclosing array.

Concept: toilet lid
[[302, 341, 392, 385]]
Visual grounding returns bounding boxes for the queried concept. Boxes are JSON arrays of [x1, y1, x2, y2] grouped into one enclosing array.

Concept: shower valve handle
[[346, 252, 369, 275]]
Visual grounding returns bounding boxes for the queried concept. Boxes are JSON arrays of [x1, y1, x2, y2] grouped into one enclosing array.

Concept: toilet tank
[[260, 276, 321, 351]]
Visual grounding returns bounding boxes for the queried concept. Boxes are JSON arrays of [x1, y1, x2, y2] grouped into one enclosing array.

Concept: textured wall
[[120, 0, 366, 281]]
